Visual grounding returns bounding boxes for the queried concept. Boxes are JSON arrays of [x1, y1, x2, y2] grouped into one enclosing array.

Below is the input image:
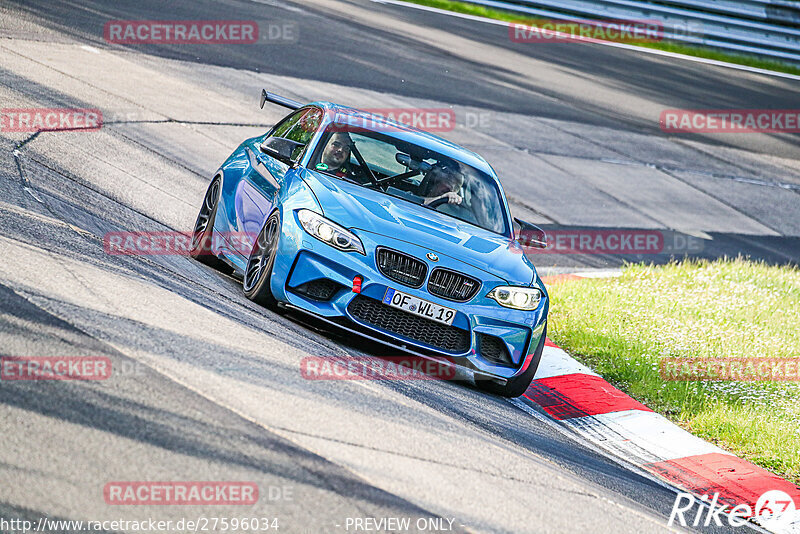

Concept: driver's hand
[[426, 192, 462, 206], [441, 192, 462, 204]]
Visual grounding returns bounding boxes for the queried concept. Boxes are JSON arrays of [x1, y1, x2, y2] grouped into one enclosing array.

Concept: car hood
[[301, 169, 536, 286]]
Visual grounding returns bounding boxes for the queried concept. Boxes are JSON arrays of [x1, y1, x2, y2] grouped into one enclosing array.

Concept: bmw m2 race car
[[190, 90, 549, 397]]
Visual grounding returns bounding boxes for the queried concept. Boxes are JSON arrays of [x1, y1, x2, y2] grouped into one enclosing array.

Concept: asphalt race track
[[0, 0, 798, 532]]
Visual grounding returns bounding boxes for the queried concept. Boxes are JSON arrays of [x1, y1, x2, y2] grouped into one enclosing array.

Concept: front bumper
[[271, 211, 548, 381]]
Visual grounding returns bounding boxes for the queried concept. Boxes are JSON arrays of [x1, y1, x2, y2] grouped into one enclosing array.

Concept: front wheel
[[243, 211, 281, 308], [190, 177, 226, 270], [476, 324, 546, 398]]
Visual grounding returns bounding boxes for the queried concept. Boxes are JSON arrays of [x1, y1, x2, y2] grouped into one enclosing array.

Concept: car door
[[236, 107, 322, 247]]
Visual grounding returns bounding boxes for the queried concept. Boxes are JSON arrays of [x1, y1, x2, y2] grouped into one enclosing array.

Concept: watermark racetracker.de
[[0, 108, 102, 132], [660, 109, 800, 133], [328, 109, 456, 133], [324, 108, 493, 134], [103, 20, 298, 44], [509, 19, 664, 43], [301, 355, 457, 381], [1, 356, 111, 380], [515, 228, 705, 255], [104, 231, 256, 256], [660, 357, 800, 382], [103, 481, 264, 505], [0, 356, 149, 380]]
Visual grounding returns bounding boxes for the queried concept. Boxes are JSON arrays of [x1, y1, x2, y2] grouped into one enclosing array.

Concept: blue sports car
[[190, 91, 549, 397]]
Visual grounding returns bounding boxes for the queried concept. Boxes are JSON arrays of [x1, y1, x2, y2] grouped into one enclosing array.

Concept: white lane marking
[[534, 345, 600, 380], [23, 187, 44, 203], [370, 0, 800, 81], [565, 410, 732, 464], [80, 45, 100, 54]]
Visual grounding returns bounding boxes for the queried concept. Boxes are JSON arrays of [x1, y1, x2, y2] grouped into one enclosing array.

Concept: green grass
[[546, 258, 800, 483], [402, 0, 800, 76]]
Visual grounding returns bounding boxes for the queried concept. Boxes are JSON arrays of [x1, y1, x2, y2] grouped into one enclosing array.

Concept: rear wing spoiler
[[260, 89, 302, 111]]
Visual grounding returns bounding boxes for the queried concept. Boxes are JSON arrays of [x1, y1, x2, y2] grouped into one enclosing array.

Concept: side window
[[271, 110, 302, 137], [272, 108, 321, 141], [269, 108, 323, 161], [286, 108, 323, 144]]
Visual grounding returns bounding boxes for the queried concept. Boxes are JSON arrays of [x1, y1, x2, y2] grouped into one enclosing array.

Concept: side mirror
[[260, 136, 305, 166], [513, 218, 547, 249]]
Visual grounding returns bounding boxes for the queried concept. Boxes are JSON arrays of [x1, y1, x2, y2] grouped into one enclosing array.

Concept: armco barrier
[[462, 0, 800, 63]]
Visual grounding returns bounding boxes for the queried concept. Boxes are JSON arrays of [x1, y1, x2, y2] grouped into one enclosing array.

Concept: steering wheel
[[428, 197, 450, 209]]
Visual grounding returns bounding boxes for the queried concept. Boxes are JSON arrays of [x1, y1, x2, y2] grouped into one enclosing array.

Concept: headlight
[[487, 286, 542, 310], [297, 209, 365, 255]]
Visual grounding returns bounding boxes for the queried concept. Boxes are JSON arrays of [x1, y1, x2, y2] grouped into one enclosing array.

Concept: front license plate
[[382, 288, 456, 326]]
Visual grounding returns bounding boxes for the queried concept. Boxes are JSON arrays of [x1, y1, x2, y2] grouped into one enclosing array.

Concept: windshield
[[308, 125, 509, 235]]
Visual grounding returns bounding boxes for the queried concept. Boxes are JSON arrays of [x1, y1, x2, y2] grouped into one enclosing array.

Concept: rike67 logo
[[669, 490, 797, 530]]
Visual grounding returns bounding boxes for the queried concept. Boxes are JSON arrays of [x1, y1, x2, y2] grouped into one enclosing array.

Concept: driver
[[422, 162, 465, 206], [318, 132, 352, 177]]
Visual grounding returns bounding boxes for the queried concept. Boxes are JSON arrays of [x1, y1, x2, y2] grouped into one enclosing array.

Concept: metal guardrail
[[654, 0, 800, 25], [462, 0, 800, 63]]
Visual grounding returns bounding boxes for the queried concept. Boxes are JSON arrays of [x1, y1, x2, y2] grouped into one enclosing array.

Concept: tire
[[190, 176, 226, 270], [476, 324, 546, 398], [243, 211, 281, 308]]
